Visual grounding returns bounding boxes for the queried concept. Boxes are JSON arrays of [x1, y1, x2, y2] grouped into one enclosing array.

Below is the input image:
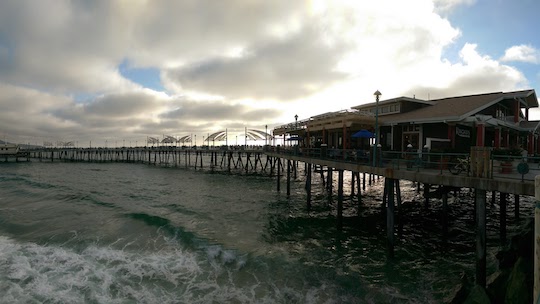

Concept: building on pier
[[273, 109, 376, 150], [273, 89, 540, 155], [353, 89, 539, 153]]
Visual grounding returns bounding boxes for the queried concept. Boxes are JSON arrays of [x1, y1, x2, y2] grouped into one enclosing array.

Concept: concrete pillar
[[476, 188, 486, 287]]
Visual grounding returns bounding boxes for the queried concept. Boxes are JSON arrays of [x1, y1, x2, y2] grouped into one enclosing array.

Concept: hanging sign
[[456, 126, 470, 138]]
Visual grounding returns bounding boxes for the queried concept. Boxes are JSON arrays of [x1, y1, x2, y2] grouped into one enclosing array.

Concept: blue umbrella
[[351, 129, 374, 138]]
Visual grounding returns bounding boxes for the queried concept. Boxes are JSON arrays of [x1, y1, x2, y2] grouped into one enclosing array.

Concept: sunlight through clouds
[[0, 0, 538, 144]]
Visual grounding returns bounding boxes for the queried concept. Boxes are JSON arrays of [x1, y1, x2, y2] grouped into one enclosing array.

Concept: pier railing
[[267, 146, 540, 182]]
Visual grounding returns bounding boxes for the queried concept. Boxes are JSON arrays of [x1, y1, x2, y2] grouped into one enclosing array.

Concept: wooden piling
[[442, 189, 448, 237], [306, 163, 312, 209], [337, 169, 344, 229], [387, 178, 395, 258], [475, 188, 487, 287], [286, 159, 291, 197], [424, 183, 430, 208], [362, 172, 366, 191], [395, 179, 402, 236], [327, 167, 333, 203], [500, 192, 507, 242], [351, 171, 355, 198], [514, 194, 520, 220], [277, 157, 281, 192], [356, 172, 362, 216]]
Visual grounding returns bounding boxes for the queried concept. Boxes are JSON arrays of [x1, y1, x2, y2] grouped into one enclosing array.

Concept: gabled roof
[[379, 89, 537, 125], [353, 96, 435, 109]]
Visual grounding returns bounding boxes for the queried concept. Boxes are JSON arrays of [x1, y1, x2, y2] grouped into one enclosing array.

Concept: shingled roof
[[379, 89, 537, 125]]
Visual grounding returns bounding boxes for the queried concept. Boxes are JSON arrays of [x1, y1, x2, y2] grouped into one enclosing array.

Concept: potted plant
[[492, 148, 521, 173]]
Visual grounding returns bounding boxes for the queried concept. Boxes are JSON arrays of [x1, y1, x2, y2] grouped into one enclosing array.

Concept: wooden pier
[[25, 147, 283, 175], [1, 152, 30, 163], [265, 149, 536, 289], [20, 146, 538, 288]]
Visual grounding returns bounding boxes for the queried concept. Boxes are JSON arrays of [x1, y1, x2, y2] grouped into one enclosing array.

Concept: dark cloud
[[159, 100, 281, 122]]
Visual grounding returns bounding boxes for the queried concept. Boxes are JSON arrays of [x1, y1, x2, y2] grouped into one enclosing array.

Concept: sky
[[1, 0, 539, 147]]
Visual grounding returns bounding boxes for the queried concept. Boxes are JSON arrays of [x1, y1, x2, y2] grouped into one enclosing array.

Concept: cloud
[[0, 0, 536, 144], [433, 0, 476, 13], [402, 43, 528, 99], [501, 45, 540, 64], [163, 25, 348, 100]]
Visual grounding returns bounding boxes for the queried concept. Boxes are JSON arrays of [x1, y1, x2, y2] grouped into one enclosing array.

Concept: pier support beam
[[362, 172, 366, 191], [337, 169, 344, 229], [442, 189, 449, 238], [475, 188, 487, 288], [306, 163, 312, 209], [327, 167, 333, 203], [386, 178, 395, 258], [535, 176, 540, 303], [351, 171, 355, 198], [395, 179, 402, 236], [500, 192, 507, 243], [277, 157, 281, 192], [514, 194, 520, 220], [424, 183, 430, 208], [286, 159, 291, 196], [356, 172, 362, 216]]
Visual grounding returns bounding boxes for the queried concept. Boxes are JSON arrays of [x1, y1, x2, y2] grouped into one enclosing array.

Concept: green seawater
[[0, 162, 533, 303]]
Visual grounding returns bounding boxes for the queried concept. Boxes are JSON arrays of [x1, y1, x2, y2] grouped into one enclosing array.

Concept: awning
[[351, 129, 374, 138], [286, 136, 303, 141]]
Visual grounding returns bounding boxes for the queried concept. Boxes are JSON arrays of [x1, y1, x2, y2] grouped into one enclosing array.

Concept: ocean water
[[0, 161, 533, 303]]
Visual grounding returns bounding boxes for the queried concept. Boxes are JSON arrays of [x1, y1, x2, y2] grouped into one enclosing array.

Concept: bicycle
[[449, 156, 469, 175]]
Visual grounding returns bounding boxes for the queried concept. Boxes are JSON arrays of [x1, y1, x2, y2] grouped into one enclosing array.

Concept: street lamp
[[373, 90, 381, 167], [295, 114, 298, 128], [265, 125, 268, 146]]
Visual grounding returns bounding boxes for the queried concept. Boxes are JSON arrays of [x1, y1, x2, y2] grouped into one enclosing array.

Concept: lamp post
[[295, 114, 298, 128], [373, 90, 381, 167], [265, 125, 268, 146]]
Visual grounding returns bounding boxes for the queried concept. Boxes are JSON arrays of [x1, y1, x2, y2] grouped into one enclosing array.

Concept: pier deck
[[265, 151, 536, 196]]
